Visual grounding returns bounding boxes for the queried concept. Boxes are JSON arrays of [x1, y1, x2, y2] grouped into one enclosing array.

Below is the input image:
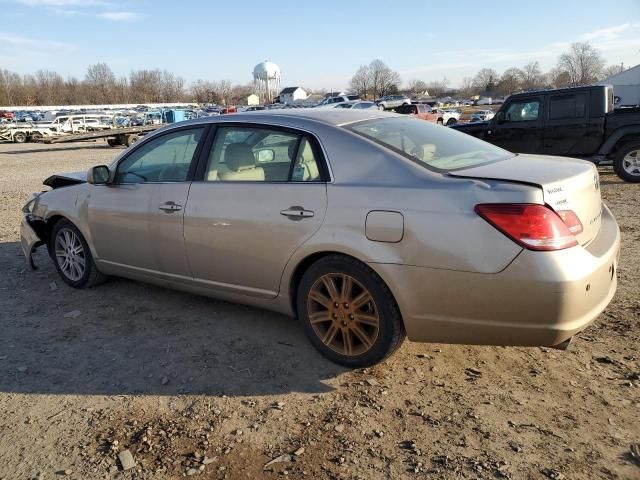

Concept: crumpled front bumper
[[20, 193, 45, 269], [21, 215, 44, 269]]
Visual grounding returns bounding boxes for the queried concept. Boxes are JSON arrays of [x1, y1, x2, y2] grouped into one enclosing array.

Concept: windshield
[[347, 116, 513, 171]]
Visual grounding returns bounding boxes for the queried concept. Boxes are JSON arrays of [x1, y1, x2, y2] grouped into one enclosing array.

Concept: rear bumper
[[372, 204, 620, 347]]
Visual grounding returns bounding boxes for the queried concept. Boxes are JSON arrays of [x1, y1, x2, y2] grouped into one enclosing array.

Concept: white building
[[279, 87, 307, 104], [246, 94, 259, 106], [599, 64, 640, 107]]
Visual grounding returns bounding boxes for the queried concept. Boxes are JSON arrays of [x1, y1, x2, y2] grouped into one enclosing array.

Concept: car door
[[543, 92, 597, 155], [485, 97, 543, 153], [88, 126, 206, 280], [183, 124, 328, 298]]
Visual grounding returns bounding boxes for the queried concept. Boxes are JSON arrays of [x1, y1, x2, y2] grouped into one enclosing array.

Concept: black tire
[[49, 219, 106, 288], [613, 142, 640, 183], [30, 132, 43, 142], [125, 134, 139, 147], [446, 118, 457, 126], [296, 254, 405, 367], [13, 132, 27, 143]]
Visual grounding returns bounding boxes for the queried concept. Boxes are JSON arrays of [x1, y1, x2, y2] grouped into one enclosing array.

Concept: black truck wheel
[[613, 142, 640, 183]]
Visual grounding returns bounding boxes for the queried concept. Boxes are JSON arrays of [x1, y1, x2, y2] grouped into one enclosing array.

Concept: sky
[[1, 0, 640, 91]]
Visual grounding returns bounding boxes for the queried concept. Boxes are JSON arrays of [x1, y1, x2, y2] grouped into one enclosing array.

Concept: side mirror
[[256, 149, 275, 163], [495, 112, 505, 124], [87, 165, 110, 184]]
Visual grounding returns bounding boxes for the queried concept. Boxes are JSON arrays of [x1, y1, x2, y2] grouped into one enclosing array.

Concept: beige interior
[[216, 143, 265, 181]]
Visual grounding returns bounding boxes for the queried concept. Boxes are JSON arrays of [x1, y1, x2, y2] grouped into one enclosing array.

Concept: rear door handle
[[159, 201, 182, 213], [280, 206, 314, 220]]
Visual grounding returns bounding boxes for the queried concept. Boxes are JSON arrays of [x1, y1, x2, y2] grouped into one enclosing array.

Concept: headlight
[[22, 193, 40, 214]]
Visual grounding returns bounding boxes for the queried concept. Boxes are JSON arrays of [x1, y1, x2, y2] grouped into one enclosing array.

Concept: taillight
[[475, 204, 578, 251], [556, 210, 583, 235]]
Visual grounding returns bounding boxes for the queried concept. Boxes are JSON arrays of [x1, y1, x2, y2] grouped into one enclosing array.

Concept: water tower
[[253, 61, 281, 104]]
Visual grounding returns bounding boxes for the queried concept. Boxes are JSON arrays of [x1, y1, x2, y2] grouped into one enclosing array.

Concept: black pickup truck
[[451, 85, 640, 182]]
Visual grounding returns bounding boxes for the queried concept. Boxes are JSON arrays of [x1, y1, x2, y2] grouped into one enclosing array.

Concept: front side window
[[205, 127, 322, 182], [115, 127, 204, 183], [348, 116, 513, 171], [505, 100, 540, 122]]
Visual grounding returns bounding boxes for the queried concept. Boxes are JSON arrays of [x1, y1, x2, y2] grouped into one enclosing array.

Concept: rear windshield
[[347, 117, 513, 171]]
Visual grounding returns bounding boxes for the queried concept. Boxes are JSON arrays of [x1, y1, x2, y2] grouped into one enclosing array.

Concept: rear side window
[[549, 94, 587, 120], [205, 127, 322, 182]]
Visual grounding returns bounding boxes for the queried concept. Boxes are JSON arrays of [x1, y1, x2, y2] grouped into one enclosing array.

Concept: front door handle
[[159, 201, 182, 213], [280, 206, 314, 220]]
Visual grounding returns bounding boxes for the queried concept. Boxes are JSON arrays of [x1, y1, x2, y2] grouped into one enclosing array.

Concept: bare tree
[[472, 68, 499, 94], [546, 67, 572, 88], [601, 64, 625, 80], [557, 42, 605, 86], [407, 79, 428, 97], [457, 77, 475, 98], [496, 67, 522, 96], [426, 78, 448, 97], [350, 64, 372, 99], [349, 60, 400, 99], [369, 59, 401, 98], [85, 63, 115, 103], [520, 61, 543, 90]]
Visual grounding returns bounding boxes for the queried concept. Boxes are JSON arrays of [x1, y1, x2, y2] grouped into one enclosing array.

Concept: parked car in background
[[431, 108, 461, 125], [317, 95, 360, 107], [334, 101, 380, 110], [451, 84, 640, 182], [376, 95, 411, 110], [475, 97, 493, 106], [470, 110, 495, 122], [21, 109, 620, 367], [0, 110, 15, 119], [396, 104, 440, 123]]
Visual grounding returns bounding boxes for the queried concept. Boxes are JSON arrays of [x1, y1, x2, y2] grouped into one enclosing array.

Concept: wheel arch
[[286, 250, 404, 325], [597, 126, 640, 156]]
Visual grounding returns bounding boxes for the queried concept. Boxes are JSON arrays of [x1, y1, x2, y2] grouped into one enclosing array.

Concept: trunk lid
[[450, 154, 602, 245]]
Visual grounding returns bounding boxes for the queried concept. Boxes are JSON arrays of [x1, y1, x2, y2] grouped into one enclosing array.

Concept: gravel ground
[[0, 141, 638, 480]]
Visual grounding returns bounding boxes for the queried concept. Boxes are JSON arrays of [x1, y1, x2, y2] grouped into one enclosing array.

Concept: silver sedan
[[21, 110, 620, 366]]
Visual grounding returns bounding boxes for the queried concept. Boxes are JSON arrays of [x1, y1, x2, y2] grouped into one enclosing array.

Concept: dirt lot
[[0, 141, 638, 480]]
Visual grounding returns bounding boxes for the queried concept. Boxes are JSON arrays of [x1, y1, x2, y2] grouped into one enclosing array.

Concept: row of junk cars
[[0, 96, 493, 144]]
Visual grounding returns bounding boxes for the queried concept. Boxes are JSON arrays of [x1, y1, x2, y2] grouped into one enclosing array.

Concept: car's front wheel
[[49, 219, 106, 288], [296, 255, 405, 367]]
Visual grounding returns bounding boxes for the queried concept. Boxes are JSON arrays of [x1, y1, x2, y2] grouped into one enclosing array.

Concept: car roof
[[178, 108, 395, 128]]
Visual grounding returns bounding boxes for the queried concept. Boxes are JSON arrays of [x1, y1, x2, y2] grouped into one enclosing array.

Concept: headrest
[[225, 143, 255, 171]]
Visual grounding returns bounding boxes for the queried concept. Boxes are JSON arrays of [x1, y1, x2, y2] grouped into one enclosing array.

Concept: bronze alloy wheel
[[306, 273, 380, 356]]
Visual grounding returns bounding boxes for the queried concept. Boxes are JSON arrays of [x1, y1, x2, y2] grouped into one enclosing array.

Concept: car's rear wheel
[[13, 132, 27, 143], [613, 142, 640, 183], [296, 255, 405, 367], [50, 219, 106, 288], [446, 118, 457, 125]]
